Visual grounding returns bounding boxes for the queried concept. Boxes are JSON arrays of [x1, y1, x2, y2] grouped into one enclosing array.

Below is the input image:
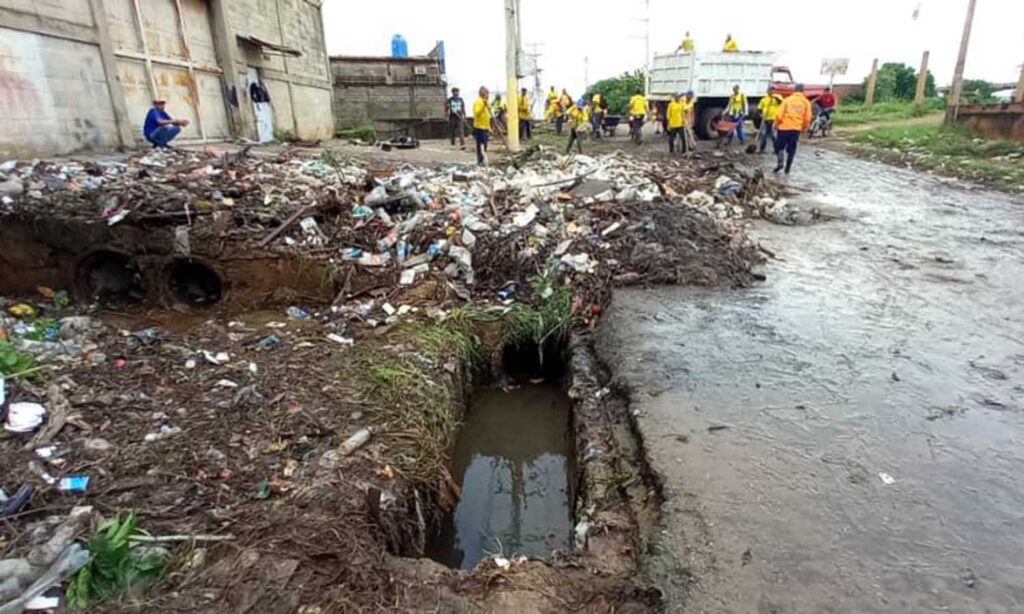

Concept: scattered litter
[[326, 334, 354, 346], [878, 472, 896, 485], [339, 427, 371, 456], [287, 306, 311, 320], [4, 402, 47, 433], [57, 475, 90, 493], [201, 350, 230, 365], [215, 379, 239, 389]]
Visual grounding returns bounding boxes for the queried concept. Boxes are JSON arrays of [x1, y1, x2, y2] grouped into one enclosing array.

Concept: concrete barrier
[[957, 102, 1024, 141]]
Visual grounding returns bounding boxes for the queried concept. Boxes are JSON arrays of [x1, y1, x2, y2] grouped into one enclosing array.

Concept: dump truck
[[649, 51, 828, 139]]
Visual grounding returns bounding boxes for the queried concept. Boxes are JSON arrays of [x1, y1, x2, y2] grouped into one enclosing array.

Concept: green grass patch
[[67, 513, 166, 608], [850, 123, 1024, 191], [501, 279, 573, 349], [833, 99, 944, 127], [352, 318, 488, 483], [335, 123, 377, 142]]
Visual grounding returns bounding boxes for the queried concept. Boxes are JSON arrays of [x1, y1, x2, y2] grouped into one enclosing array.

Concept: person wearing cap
[[757, 86, 784, 154], [773, 83, 813, 174], [143, 100, 189, 148], [445, 87, 467, 149], [590, 91, 604, 139], [682, 91, 697, 152]]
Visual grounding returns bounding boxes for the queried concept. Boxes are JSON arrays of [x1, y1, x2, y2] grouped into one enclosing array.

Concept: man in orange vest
[[773, 83, 813, 174]]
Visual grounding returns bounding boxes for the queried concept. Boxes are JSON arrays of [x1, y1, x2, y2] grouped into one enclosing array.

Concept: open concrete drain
[[426, 382, 575, 569]]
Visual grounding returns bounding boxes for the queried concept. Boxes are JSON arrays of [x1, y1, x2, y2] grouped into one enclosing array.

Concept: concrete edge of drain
[[568, 331, 666, 582]]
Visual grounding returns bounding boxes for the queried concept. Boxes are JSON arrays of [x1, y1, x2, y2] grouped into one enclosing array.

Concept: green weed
[[0, 342, 35, 377], [501, 279, 573, 349], [66, 513, 165, 608]]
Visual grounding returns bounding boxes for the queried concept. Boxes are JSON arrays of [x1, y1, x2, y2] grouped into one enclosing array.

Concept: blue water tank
[[391, 35, 408, 58]]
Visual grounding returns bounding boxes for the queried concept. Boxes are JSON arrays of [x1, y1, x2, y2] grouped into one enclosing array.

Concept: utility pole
[[865, 59, 879, 106], [914, 50, 930, 106], [644, 0, 650, 97], [1015, 61, 1024, 103], [945, 0, 977, 124], [504, 0, 520, 151], [584, 56, 589, 92]]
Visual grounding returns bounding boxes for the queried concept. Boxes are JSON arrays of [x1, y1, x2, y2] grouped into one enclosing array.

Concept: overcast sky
[[323, 0, 1023, 98]]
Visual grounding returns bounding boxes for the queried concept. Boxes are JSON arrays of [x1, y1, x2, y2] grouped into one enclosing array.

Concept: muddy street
[[599, 147, 1024, 613]]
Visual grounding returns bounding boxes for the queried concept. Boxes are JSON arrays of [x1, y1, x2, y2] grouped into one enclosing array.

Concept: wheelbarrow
[[602, 115, 621, 137]]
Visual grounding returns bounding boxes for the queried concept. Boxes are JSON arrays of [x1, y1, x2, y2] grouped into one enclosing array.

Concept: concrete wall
[[0, 0, 333, 157], [0, 1, 126, 157], [331, 56, 445, 134], [229, 0, 333, 140], [958, 102, 1024, 142]]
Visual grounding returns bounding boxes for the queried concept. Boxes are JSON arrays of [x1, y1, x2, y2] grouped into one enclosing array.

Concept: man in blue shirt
[[143, 99, 189, 148]]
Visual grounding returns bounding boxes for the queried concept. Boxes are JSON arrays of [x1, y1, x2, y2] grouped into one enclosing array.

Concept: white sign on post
[[820, 58, 850, 76]]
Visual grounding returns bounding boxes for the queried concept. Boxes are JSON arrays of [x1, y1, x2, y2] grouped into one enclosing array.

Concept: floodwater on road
[[426, 384, 574, 570], [598, 148, 1024, 613]]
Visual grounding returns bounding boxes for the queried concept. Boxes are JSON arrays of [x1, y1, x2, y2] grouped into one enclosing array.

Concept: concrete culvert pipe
[[78, 250, 145, 305], [167, 259, 222, 306]]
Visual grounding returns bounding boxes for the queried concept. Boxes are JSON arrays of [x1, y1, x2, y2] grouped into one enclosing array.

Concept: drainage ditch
[[425, 382, 576, 569]]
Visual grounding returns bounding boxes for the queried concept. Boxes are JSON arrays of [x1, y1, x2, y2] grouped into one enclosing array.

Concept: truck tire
[[696, 106, 724, 140]]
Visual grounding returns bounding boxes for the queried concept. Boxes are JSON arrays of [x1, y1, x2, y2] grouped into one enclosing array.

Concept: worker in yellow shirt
[[677, 32, 695, 53], [723, 34, 739, 52], [627, 89, 648, 144], [566, 102, 586, 154], [472, 86, 492, 166], [666, 93, 685, 154], [547, 86, 558, 107], [518, 87, 532, 141], [772, 84, 813, 174], [756, 86, 784, 154], [725, 84, 748, 145], [590, 92, 604, 139], [548, 97, 565, 134]]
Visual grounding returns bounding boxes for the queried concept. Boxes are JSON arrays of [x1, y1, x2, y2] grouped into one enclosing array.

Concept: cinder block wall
[[330, 56, 446, 133]]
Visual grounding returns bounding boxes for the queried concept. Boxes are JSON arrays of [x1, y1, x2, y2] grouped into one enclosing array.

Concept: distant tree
[[585, 70, 645, 115], [960, 79, 997, 104], [863, 62, 936, 102]]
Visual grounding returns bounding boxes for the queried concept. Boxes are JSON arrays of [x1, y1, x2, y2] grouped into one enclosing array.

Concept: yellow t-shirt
[[473, 98, 491, 130], [518, 96, 531, 118], [547, 90, 558, 103], [569, 106, 586, 128], [758, 94, 783, 121], [628, 94, 648, 116], [681, 38, 695, 52], [667, 101, 685, 128], [591, 94, 602, 109], [727, 92, 747, 115], [723, 38, 739, 52]]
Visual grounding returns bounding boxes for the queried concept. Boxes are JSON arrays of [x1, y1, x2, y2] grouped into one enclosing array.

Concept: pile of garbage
[[2, 146, 773, 310]]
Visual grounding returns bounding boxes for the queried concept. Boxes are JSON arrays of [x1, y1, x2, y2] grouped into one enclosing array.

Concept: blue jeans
[[774, 129, 801, 172], [758, 119, 775, 152], [473, 128, 489, 164], [726, 114, 745, 144], [146, 125, 180, 148]]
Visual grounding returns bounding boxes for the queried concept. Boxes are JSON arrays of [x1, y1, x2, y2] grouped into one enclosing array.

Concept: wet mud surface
[[427, 384, 574, 570], [598, 149, 1024, 612]]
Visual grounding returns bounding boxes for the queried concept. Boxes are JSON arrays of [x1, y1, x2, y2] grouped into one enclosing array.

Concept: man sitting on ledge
[[143, 99, 190, 148]]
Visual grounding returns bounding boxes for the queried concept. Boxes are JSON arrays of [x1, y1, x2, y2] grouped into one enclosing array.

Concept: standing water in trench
[[427, 383, 574, 569]]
